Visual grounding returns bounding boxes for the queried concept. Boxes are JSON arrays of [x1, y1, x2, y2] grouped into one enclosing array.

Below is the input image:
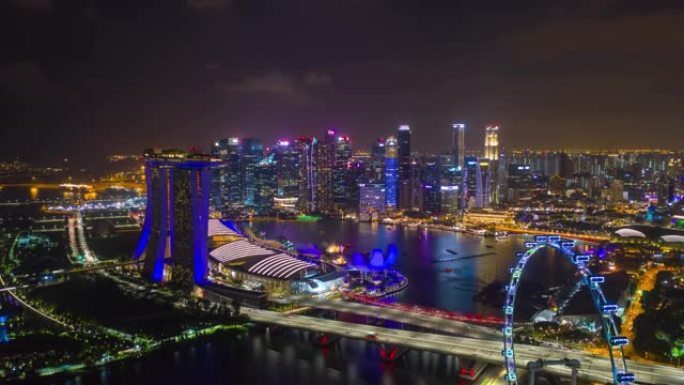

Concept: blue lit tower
[[397, 125, 412, 209], [133, 149, 221, 286], [421, 155, 441, 214], [384, 136, 398, 209], [451, 123, 465, 170]]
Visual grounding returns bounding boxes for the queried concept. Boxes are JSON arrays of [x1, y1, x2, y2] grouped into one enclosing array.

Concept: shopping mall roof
[[209, 240, 274, 263], [208, 219, 241, 237], [242, 253, 316, 279]]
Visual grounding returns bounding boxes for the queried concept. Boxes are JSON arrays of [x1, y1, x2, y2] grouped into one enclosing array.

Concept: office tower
[[410, 157, 422, 210], [608, 179, 625, 202], [484, 125, 499, 161], [295, 137, 315, 212], [474, 159, 492, 208], [440, 185, 460, 214], [496, 151, 508, 204], [313, 130, 335, 212], [210, 138, 242, 214], [462, 156, 478, 208], [421, 156, 441, 214], [274, 140, 300, 200], [397, 125, 412, 209], [347, 157, 367, 211], [241, 138, 264, 209], [656, 174, 675, 205], [254, 152, 277, 215], [369, 138, 386, 183], [358, 183, 386, 220], [506, 164, 535, 202], [133, 149, 220, 286], [332, 134, 352, 210], [384, 136, 399, 209], [452, 123, 465, 170]]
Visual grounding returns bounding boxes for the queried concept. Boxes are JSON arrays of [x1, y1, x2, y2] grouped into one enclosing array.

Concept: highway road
[[242, 308, 684, 385], [275, 297, 502, 341]]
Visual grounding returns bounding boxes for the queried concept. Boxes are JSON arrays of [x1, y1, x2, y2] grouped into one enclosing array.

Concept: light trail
[[0, 271, 71, 329]]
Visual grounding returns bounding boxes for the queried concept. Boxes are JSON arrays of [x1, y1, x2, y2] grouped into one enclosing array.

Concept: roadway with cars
[[243, 308, 684, 385], [275, 296, 502, 341]]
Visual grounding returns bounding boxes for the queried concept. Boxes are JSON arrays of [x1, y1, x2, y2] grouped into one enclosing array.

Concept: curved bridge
[[502, 235, 633, 384]]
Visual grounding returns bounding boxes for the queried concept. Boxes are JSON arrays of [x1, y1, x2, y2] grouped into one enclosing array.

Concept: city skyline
[[3, 1, 684, 165], [2, 2, 684, 385]]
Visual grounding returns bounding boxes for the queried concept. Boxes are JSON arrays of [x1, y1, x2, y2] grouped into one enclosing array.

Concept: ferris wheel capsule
[[616, 372, 636, 383]]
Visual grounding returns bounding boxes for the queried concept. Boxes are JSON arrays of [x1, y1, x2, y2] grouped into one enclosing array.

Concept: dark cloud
[[303, 71, 333, 87], [0, 61, 73, 104], [1, 0, 683, 164], [187, 0, 230, 12], [0, 62, 46, 94], [11, 0, 52, 11], [225, 71, 332, 105], [227, 72, 298, 96]]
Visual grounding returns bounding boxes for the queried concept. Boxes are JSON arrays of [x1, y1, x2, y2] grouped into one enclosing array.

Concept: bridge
[[242, 308, 684, 385], [273, 296, 502, 340]]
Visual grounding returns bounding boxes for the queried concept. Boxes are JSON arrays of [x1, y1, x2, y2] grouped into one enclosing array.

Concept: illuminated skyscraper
[[294, 137, 315, 212], [313, 130, 335, 212], [210, 138, 242, 214], [369, 138, 386, 183], [241, 138, 264, 208], [133, 149, 220, 286], [332, 135, 352, 210], [420, 156, 441, 214], [274, 140, 300, 200], [358, 183, 386, 220], [384, 136, 398, 209], [452, 123, 465, 170], [484, 125, 499, 161], [254, 152, 277, 215], [397, 125, 412, 209]]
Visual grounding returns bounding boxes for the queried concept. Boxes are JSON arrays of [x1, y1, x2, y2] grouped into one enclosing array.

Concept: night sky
[[2, 0, 683, 165]]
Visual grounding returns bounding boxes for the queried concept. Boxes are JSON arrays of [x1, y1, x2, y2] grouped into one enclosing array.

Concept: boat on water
[[446, 249, 458, 255], [444, 268, 454, 273], [485, 245, 494, 249]]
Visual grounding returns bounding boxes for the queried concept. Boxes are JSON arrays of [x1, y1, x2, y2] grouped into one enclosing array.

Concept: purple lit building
[[133, 149, 221, 286]]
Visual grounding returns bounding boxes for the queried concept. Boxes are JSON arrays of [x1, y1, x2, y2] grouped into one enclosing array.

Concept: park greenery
[[633, 271, 684, 365]]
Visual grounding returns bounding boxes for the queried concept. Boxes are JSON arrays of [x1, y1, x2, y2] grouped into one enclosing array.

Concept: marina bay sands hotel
[[132, 148, 222, 285]]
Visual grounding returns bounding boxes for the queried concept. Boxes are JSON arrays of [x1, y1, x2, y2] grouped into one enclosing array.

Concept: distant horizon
[[2, 144, 682, 169], [3, 1, 684, 164]]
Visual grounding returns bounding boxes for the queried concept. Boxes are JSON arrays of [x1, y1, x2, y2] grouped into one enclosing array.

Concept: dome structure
[[660, 235, 684, 243], [614, 228, 647, 238]]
